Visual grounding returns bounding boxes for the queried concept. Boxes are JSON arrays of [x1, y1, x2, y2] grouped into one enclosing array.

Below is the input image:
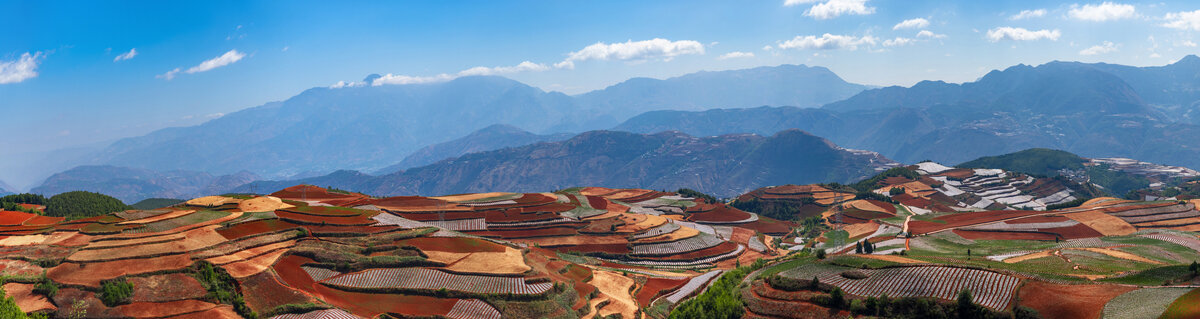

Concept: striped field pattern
[[626, 244, 745, 267], [1140, 233, 1200, 253], [302, 266, 342, 282], [665, 270, 723, 303], [632, 222, 681, 240], [323, 268, 553, 295], [630, 233, 724, 256], [444, 299, 502, 319], [270, 308, 364, 319], [788, 266, 1019, 310], [423, 218, 488, 231]]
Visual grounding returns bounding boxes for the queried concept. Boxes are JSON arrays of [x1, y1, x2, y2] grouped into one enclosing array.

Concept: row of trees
[[2, 191, 129, 220], [855, 240, 877, 254]]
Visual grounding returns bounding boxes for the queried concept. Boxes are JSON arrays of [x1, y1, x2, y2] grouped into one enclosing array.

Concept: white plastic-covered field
[[665, 270, 723, 303], [626, 244, 745, 267], [1141, 233, 1200, 252], [270, 309, 364, 319], [302, 266, 341, 282], [632, 223, 681, 239], [444, 299, 502, 319], [630, 233, 724, 256], [323, 268, 553, 295], [787, 266, 1019, 310]]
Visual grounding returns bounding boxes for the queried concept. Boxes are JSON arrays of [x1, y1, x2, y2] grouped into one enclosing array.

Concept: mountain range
[[29, 166, 259, 203], [235, 129, 897, 198], [374, 124, 573, 174]]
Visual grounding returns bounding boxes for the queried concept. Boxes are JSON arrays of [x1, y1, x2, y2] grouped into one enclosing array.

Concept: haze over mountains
[[22, 56, 1200, 202], [236, 129, 897, 198]]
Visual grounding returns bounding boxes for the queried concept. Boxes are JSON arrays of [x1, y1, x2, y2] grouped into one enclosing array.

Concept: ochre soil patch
[[1006, 215, 1071, 224], [0, 234, 49, 246], [238, 196, 292, 213], [431, 192, 514, 202], [442, 247, 531, 275], [186, 196, 240, 207], [206, 240, 296, 265], [69, 226, 227, 262], [2, 283, 55, 313], [48, 254, 193, 287], [844, 222, 880, 239], [239, 270, 317, 315], [169, 305, 241, 319], [22, 215, 64, 226], [637, 226, 699, 243], [221, 247, 291, 278], [117, 209, 195, 225], [275, 210, 375, 225], [1004, 251, 1055, 264], [616, 214, 668, 233], [1017, 281, 1135, 319], [1063, 210, 1137, 236], [1076, 247, 1163, 264], [591, 270, 638, 319], [217, 218, 302, 240], [636, 277, 688, 307], [526, 234, 628, 246], [129, 273, 208, 303]]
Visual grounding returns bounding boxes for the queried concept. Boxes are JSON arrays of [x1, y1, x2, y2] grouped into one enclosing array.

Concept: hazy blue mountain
[[90, 76, 587, 178], [238, 129, 897, 198], [1080, 55, 1200, 122], [576, 64, 868, 119], [375, 124, 573, 174], [615, 60, 1200, 169], [30, 165, 259, 203], [0, 180, 13, 196]]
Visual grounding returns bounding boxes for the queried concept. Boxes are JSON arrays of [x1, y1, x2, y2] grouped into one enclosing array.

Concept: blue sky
[[2, 0, 1199, 154]]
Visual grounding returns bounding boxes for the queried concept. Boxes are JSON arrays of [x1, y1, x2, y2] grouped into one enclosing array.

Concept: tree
[[1190, 261, 1199, 275], [816, 249, 826, 259], [956, 289, 976, 319], [967, 249, 972, 257], [889, 187, 905, 196], [865, 241, 874, 254], [810, 276, 821, 290], [45, 191, 130, 220], [829, 287, 845, 308], [856, 241, 863, 254]]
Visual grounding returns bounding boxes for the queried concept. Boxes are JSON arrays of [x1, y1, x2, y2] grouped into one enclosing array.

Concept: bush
[[676, 188, 717, 203], [191, 262, 257, 319], [829, 287, 845, 308], [669, 259, 768, 319], [99, 279, 134, 306], [889, 187, 905, 196], [816, 249, 826, 259], [32, 277, 57, 298]]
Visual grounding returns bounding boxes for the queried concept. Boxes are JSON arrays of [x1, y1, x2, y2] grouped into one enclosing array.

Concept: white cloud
[[0, 52, 43, 84], [777, 34, 877, 50], [917, 30, 947, 39], [893, 18, 929, 30], [882, 37, 914, 47], [718, 51, 755, 60], [985, 27, 1061, 42], [1068, 2, 1136, 21], [1010, 9, 1047, 20], [1079, 41, 1118, 55], [1162, 10, 1200, 31], [804, 0, 875, 20], [762, 45, 774, 51], [372, 61, 551, 86], [1183, 40, 1198, 47], [113, 48, 137, 62], [783, 0, 821, 6], [159, 49, 246, 80], [557, 38, 705, 69], [372, 73, 455, 86], [458, 61, 550, 76]]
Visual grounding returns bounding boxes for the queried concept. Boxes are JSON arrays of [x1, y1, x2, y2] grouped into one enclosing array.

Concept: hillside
[[956, 148, 1087, 177], [576, 64, 868, 117], [239, 129, 899, 198], [614, 60, 1200, 168], [30, 166, 258, 203], [376, 124, 572, 174], [0, 180, 12, 196]]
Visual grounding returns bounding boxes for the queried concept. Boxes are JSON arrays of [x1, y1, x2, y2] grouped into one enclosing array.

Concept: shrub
[[676, 188, 717, 203], [32, 276, 57, 298], [99, 279, 134, 307]]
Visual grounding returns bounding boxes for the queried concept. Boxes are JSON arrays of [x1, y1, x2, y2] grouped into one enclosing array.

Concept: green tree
[[0, 288, 31, 319], [957, 289, 976, 319], [889, 187, 905, 196], [829, 287, 845, 308], [816, 248, 826, 259], [856, 241, 863, 254], [45, 191, 130, 220], [99, 279, 134, 306]]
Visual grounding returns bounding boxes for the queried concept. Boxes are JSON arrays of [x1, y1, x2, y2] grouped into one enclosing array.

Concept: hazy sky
[[2, 0, 1199, 154]]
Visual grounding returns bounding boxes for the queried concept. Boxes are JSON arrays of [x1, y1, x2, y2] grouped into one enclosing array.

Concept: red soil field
[[1005, 215, 1071, 224], [21, 215, 64, 226], [111, 299, 218, 318], [586, 196, 609, 210], [128, 273, 208, 303], [636, 277, 688, 306], [687, 204, 753, 223], [270, 185, 369, 202], [272, 255, 457, 317], [395, 211, 485, 221], [522, 202, 580, 213], [619, 191, 669, 203], [1017, 281, 1135, 319], [47, 254, 193, 287], [169, 305, 241, 319], [275, 210, 376, 226], [471, 226, 579, 239], [280, 205, 365, 217], [16, 204, 44, 212], [303, 224, 398, 234], [217, 219, 303, 240], [549, 243, 632, 254], [908, 210, 1046, 234], [400, 236, 506, 253], [0, 211, 35, 226], [839, 209, 891, 224], [1041, 224, 1104, 239], [368, 196, 472, 212], [1162, 288, 1200, 319], [935, 169, 975, 180], [892, 194, 933, 208], [485, 210, 562, 223], [239, 270, 316, 315]]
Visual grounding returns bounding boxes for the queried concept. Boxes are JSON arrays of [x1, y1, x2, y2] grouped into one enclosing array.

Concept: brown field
[[431, 192, 514, 202], [185, 196, 239, 207], [1063, 210, 1137, 236], [591, 270, 638, 319], [855, 254, 925, 264], [238, 270, 317, 315], [844, 222, 880, 239], [68, 226, 227, 262], [238, 196, 292, 213], [3, 283, 56, 313], [637, 226, 699, 243], [128, 273, 208, 303], [48, 254, 194, 287], [117, 209, 195, 225], [205, 240, 297, 265], [1004, 251, 1054, 263], [1017, 281, 1135, 319], [111, 299, 218, 318], [444, 247, 531, 275]]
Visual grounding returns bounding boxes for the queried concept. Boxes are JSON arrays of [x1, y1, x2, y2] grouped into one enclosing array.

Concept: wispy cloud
[[556, 38, 705, 69], [1068, 2, 1136, 21], [718, 51, 755, 60], [1010, 9, 1047, 20], [1162, 10, 1200, 31], [882, 37, 915, 47], [113, 48, 137, 62], [0, 52, 44, 84], [893, 18, 929, 30], [777, 34, 877, 50], [986, 27, 1061, 42], [1079, 41, 1118, 55], [159, 50, 246, 80]]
